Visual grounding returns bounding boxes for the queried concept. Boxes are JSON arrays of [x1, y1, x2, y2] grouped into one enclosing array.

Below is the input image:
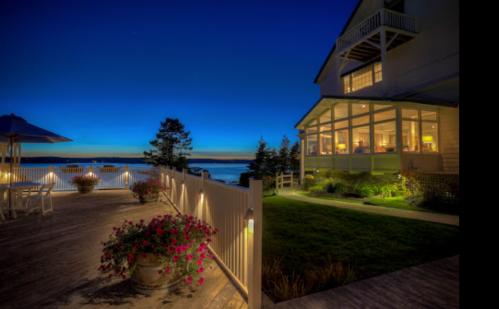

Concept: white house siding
[[439, 106, 459, 173]]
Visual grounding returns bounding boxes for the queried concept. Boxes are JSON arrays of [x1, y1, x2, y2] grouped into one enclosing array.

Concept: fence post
[[125, 164, 129, 189], [200, 170, 209, 219], [50, 164, 54, 185], [248, 176, 262, 309], [290, 171, 294, 188], [89, 164, 93, 176]]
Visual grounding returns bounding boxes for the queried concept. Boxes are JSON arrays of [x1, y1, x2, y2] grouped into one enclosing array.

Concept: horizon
[[1, 0, 358, 159]]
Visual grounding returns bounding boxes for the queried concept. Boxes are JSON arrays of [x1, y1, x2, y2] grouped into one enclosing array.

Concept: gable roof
[[313, 0, 365, 84]]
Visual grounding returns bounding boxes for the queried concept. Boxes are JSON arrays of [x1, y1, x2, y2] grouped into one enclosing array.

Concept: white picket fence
[[0, 165, 159, 191], [159, 166, 262, 309]]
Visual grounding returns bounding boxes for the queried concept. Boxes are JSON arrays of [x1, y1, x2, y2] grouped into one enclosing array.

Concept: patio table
[[0, 182, 41, 219]]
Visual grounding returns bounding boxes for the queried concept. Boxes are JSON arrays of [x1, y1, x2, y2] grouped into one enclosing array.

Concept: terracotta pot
[[77, 185, 94, 194], [132, 253, 182, 295]]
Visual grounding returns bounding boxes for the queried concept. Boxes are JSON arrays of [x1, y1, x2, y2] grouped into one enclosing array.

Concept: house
[[295, 0, 459, 180]]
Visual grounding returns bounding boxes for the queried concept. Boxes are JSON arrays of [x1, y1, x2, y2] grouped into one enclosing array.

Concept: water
[[20, 163, 249, 183]]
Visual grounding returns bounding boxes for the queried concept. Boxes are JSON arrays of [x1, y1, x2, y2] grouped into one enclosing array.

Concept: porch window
[[320, 133, 333, 155], [352, 103, 369, 116], [353, 126, 371, 154], [341, 60, 383, 94], [374, 109, 396, 122], [374, 121, 397, 153], [402, 109, 419, 120], [320, 109, 331, 123], [422, 123, 438, 153], [402, 121, 420, 152], [306, 126, 317, 134], [320, 124, 332, 132], [307, 136, 318, 156], [335, 129, 349, 154], [334, 103, 349, 120]]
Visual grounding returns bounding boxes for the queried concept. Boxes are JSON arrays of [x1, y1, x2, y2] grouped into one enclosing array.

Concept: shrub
[[309, 185, 325, 194], [263, 176, 276, 197], [308, 254, 356, 289], [353, 185, 376, 198], [303, 177, 316, 191], [327, 182, 347, 194], [380, 184, 400, 197], [68, 175, 100, 187]]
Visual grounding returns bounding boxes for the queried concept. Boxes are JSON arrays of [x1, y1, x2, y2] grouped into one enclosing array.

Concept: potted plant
[[98, 165, 121, 173], [61, 164, 84, 173], [68, 175, 101, 193], [98, 213, 218, 295], [131, 179, 168, 204]]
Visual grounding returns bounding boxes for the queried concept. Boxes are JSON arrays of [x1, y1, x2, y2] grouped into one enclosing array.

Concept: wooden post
[[248, 176, 262, 309], [200, 170, 209, 219], [300, 138, 305, 186], [380, 28, 388, 96]]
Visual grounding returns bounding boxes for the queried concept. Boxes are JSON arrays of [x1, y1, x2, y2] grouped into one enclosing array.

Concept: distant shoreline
[[16, 157, 253, 164]]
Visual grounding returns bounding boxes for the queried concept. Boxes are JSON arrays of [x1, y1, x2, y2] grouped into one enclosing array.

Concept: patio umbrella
[[0, 113, 72, 211]]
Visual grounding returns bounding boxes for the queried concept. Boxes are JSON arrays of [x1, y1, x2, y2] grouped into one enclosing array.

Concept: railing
[[159, 166, 262, 309], [275, 172, 294, 194], [336, 8, 418, 52], [1, 165, 159, 190]]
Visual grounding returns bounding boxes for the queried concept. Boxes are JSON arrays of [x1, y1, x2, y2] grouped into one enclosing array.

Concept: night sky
[[1, 0, 358, 159]]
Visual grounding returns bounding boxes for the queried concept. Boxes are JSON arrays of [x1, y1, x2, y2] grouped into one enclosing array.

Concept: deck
[[0, 190, 248, 309]]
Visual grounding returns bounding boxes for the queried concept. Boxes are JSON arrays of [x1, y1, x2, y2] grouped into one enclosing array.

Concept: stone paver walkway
[[277, 187, 459, 226]]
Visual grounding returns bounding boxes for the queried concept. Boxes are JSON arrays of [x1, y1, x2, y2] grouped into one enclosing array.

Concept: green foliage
[[302, 176, 316, 191], [263, 176, 276, 197], [289, 141, 301, 174], [309, 185, 325, 194], [143, 118, 193, 169]]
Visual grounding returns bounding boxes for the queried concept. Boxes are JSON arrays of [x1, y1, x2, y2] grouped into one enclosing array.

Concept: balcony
[[336, 8, 418, 62]]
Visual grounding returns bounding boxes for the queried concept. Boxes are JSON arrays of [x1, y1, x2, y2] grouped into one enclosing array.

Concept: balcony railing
[[336, 8, 418, 53]]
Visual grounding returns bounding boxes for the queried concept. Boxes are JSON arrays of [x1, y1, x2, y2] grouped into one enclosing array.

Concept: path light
[[244, 208, 254, 229]]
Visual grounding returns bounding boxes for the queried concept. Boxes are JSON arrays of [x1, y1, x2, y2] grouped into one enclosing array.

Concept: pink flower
[[200, 253, 206, 259], [197, 267, 204, 273], [186, 277, 192, 283], [186, 254, 193, 261], [199, 277, 204, 285], [172, 238, 177, 244], [173, 255, 180, 261], [197, 259, 202, 266], [197, 247, 203, 252]]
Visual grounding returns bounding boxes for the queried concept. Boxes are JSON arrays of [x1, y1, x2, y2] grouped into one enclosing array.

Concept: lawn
[[262, 195, 460, 283]]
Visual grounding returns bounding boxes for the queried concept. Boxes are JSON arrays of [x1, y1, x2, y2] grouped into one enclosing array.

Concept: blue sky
[[0, 0, 358, 159]]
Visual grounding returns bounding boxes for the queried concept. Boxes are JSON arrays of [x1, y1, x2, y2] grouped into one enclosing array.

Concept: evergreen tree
[[143, 118, 193, 168], [247, 136, 270, 175], [289, 141, 301, 174], [277, 135, 291, 174]]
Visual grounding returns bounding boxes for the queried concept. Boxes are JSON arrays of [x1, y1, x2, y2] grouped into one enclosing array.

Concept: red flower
[[199, 277, 204, 285], [186, 254, 193, 261], [186, 277, 192, 283], [197, 259, 202, 266]]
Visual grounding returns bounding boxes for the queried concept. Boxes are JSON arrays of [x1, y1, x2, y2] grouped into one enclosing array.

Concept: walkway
[[0, 190, 248, 309], [277, 187, 459, 226], [263, 255, 459, 309]]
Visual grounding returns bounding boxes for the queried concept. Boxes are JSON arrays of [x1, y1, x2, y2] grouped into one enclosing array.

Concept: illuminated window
[[402, 121, 420, 152], [374, 109, 396, 122], [353, 126, 370, 154], [307, 136, 318, 156], [334, 103, 349, 120], [374, 122, 397, 153], [421, 111, 437, 121], [320, 110, 331, 123], [320, 133, 333, 155], [306, 126, 317, 134], [341, 61, 382, 94], [335, 129, 349, 154], [320, 124, 332, 132], [352, 103, 369, 116], [374, 62, 382, 83], [422, 123, 438, 153], [352, 115, 370, 126], [402, 109, 419, 120], [334, 120, 349, 129]]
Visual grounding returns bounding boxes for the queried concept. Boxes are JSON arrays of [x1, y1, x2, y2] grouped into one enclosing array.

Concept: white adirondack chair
[[25, 183, 54, 216]]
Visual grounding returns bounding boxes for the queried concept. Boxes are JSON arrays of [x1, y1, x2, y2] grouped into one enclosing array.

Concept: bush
[[303, 177, 316, 191], [309, 185, 325, 194], [263, 176, 276, 197], [327, 182, 347, 194]]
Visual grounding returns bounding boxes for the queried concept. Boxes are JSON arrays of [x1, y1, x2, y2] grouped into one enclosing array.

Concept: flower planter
[[138, 196, 159, 204], [132, 253, 182, 295], [77, 185, 94, 194], [61, 167, 85, 173]]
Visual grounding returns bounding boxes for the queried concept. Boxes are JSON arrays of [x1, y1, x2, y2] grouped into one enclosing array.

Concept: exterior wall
[[439, 106, 459, 172], [319, 0, 460, 105]]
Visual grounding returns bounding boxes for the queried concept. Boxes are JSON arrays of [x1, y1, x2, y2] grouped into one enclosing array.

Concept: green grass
[[262, 195, 460, 282], [296, 192, 364, 204], [364, 197, 436, 213]]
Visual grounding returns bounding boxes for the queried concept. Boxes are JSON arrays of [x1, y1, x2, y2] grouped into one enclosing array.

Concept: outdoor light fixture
[[49, 172, 53, 176], [125, 171, 129, 175], [244, 208, 254, 226]]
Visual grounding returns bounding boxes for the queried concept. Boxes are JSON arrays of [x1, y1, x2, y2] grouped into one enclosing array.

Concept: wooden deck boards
[[0, 190, 248, 309], [270, 255, 459, 309]]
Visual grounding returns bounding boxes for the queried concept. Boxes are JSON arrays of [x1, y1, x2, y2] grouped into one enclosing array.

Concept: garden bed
[[262, 195, 460, 303]]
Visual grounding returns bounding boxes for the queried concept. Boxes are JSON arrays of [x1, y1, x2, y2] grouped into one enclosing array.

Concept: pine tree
[[247, 136, 270, 175], [143, 118, 193, 168], [289, 141, 301, 174], [277, 135, 291, 174]]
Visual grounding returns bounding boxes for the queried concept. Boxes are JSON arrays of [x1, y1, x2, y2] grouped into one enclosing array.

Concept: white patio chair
[[25, 183, 54, 216]]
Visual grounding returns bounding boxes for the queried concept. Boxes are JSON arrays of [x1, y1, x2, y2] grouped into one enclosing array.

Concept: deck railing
[[159, 166, 262, 309], [336, 8, 418, 52], [0, 165, 159, 190]]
